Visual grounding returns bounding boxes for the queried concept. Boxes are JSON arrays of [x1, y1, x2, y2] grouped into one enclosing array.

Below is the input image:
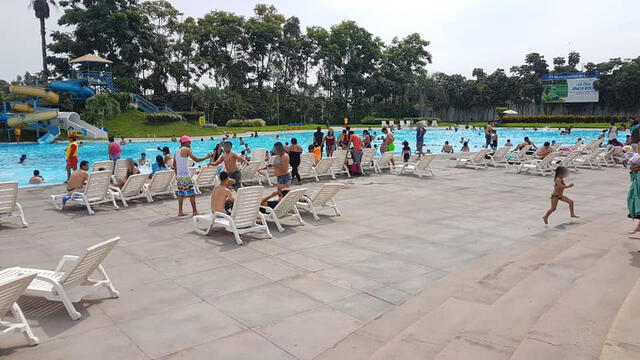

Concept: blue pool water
[[1, 127, 622, 186]]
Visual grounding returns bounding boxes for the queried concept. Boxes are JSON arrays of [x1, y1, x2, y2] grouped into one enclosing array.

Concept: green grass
[[105, 110, 326, 137]]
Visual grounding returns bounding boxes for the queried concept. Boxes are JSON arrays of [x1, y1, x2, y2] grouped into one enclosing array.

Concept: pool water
[[1, 128, 622, 187]]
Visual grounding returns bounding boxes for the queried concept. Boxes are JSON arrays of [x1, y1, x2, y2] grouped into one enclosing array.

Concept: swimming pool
[[1, 127, 622, 186]]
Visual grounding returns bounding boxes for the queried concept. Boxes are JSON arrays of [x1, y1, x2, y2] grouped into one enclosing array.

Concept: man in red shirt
[[348, 130, 363, 175], [65, 134, 79, 182]]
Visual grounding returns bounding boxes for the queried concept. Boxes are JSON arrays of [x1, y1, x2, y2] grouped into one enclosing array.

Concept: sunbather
[[260, 185, 290, 213], [67, 161, 89, 192], [115, 158, 140, 188], [210, 171, 235, 214]]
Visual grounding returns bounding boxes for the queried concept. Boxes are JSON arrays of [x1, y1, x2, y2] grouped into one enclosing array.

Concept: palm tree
[[29, 0, 57, 78]]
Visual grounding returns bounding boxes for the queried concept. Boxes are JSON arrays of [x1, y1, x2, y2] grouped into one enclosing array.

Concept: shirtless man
[[381, 127, 395, 165], [67, 160, 90, 192], [211, 142, 248, 190], [210, 171, 235, 214]]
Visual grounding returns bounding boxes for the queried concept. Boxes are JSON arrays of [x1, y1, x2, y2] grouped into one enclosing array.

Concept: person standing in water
[[484, 121, 493, 148], [173, 136, 212, 217]]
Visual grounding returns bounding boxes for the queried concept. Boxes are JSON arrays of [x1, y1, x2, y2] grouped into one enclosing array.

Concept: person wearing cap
[[65, 134, 79, 182], [173, 135, 212, 216]]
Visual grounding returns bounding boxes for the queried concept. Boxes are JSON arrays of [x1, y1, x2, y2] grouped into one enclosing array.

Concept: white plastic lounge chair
[[517, 152, 557, 176], [92, 160, 113, 173], [456, 149, 489, 169], [109, 173, 149, 207], [551, 142, 564, 151], [394, 154, 436, 177], [0, 273, 38, 346], [193, 186, 271, 245], [381, 120, 388, 128], [252, 148, 267, 164], [553, 150, 581, 170], [575, 148, 605, 169], [143, 170, 176, 201], [488, 147, 511, 167], [0, 181, 28, 227], [1, 237, 121, 320], [374, 152, 395, 173], [112, 159, 128, 183], [297, 153, 317, 181], [359, 148, 376, 175], [296, 183, 344, 221], [51, 170, 118, 215], [240, 161, 265, 186], [596, 148, 618, 167], [313, 157, 336, 180], [260, 188, 307, 232], [192, 165, 219, 193], [331, 149, 351, 177]]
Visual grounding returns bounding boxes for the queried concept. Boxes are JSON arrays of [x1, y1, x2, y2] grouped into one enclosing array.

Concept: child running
[[542, 166, 579, 225]]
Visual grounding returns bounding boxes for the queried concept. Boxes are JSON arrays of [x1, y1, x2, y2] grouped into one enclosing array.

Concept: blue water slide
[[48, 80, 95, 99]]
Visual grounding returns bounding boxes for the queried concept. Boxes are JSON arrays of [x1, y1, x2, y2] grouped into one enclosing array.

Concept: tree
[[83, 93, 121, 127], [567, 51, 580, 68], [48, 0, 156, 92], [29, 0, 57, 78]]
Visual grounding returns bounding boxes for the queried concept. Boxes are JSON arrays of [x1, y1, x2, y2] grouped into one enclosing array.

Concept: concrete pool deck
[[0, 158, 639, 359]]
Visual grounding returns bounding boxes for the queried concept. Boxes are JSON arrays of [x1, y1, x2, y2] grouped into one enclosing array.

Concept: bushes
[[361, 116, 441, 125], [83, 94, 121, 126], [110, 92, 131, 112], [225, 118, 266, 127], [145, 112, 183, 124], [177, 111, 205, 121], [502, 115, 636, 124]]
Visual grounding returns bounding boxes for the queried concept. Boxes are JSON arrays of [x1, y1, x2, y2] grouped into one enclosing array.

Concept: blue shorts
[[277, 174, 291, 184]]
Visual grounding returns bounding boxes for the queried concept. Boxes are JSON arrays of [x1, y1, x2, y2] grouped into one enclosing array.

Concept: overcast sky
[[2, 0, 639, 81]]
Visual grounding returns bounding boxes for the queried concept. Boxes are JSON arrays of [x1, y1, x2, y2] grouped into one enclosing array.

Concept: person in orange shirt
[[65, 134, 79, 182], [14, 127, 21, 143]]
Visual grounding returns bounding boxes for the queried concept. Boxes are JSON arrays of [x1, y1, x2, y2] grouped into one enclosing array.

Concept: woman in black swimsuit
[[288, 138, 303, 183]]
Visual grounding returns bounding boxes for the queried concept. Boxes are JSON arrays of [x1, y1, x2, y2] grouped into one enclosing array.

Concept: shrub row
[[225, 118, 266, 127], [145, 112, 183, 124], [501, 115, 638, 124], [361, 116, 441, 125], [177, 111, 205, 121]]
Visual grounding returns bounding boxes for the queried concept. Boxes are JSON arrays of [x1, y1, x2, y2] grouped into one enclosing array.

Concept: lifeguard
[[65, 133, 79, 182]]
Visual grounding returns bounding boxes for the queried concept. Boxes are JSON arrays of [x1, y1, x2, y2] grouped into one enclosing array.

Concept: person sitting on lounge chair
[[536, 142, 554, 159], [115, 158, 140, 188], [210, 171, 235, 214], [67, 161, 90, 192], [260, 185, 290, 213]]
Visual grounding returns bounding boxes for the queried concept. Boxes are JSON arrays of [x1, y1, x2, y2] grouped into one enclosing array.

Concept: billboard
[[541, 72, 600, 103]]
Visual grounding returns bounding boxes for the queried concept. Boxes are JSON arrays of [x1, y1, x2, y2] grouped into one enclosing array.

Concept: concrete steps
[[315, 213, 640, 360], [599, 273, 640, 359]]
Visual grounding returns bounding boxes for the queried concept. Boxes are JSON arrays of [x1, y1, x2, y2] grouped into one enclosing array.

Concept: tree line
[[10, 0, 640, 124]]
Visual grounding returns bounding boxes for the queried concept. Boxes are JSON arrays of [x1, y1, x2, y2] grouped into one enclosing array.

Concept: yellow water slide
[[7, 86, 59, 127]]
